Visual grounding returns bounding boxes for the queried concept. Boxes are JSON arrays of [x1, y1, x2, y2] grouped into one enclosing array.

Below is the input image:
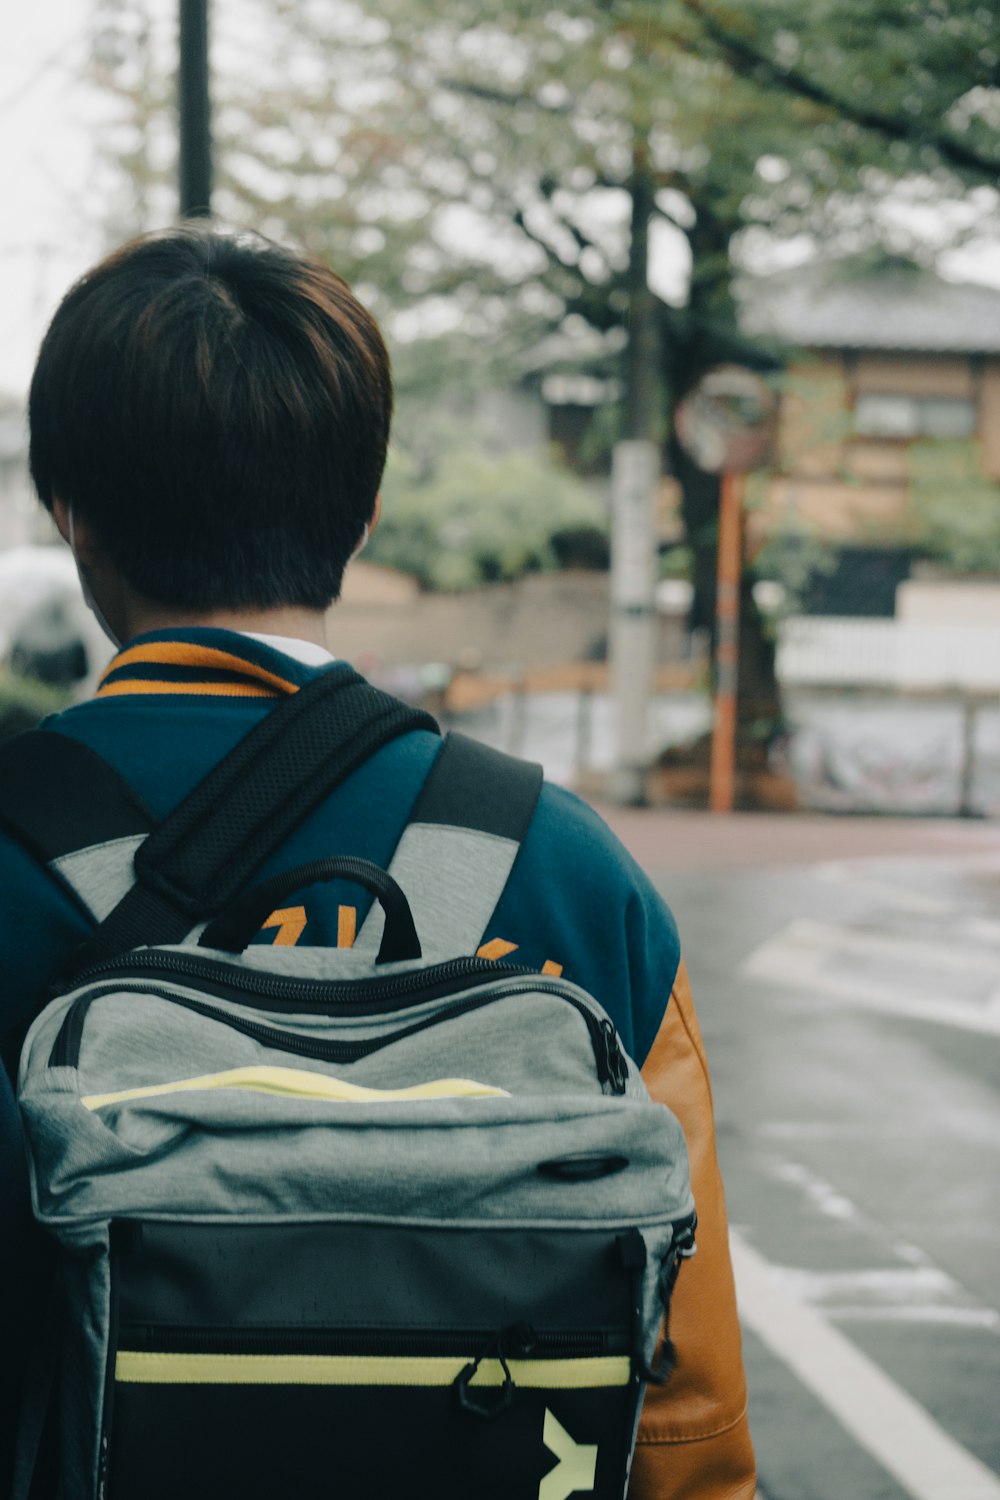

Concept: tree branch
[[678, 0, 1000, 182], [438, 76, 574, 116]]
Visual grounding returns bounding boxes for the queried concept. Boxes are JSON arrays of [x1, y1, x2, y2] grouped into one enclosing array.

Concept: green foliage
[[367, 436, 607, 591], [749, 526, 840, 616], [91, 0, 1000, 344], [907, 439, 1000, 574], [682, 0, 999, 190], [659, 543, 694, 580], [0, 671, 71, 743]]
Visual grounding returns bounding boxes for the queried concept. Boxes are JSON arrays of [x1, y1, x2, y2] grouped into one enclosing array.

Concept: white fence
[[778, 617, 1000, 692]]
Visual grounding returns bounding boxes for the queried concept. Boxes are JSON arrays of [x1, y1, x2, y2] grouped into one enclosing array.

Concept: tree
[[677, 0, 1000, 188], [88, 0, 1000, 781]]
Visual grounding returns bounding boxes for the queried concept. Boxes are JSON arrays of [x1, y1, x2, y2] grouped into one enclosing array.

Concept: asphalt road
[[599, 808, 1000, 1500]]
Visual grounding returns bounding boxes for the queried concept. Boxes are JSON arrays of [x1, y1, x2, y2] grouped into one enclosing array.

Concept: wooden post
[[710, 471, 745, 814]]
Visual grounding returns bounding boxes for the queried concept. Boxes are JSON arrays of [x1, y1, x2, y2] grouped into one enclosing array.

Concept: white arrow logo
[[538, 1408, 598, 1500]]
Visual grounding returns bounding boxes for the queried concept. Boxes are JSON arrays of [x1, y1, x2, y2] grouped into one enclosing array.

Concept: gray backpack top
[[4, 668, 695, 1500]]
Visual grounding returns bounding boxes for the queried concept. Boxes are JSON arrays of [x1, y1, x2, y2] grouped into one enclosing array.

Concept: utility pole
[[178, 0, 212, 218], [608, 128, 661, 805], [709, 471, 745, 812]]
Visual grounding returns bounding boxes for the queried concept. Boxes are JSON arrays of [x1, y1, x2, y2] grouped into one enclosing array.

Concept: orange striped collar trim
[[96, 639, 301, 699], [98, 679, 279, 699]]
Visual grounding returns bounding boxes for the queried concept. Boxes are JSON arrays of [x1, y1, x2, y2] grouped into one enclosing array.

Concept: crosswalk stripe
[[731, 1230, 1000, 1500]]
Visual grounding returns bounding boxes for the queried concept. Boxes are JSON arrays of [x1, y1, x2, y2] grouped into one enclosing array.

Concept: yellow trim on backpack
[[115, 1351, 631, 1390], [81, 1065, 509, 1111]]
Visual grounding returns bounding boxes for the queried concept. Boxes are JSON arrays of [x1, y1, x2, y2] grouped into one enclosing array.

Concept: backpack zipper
[[58, 949, 533, 1013], [50, 976, 628, 1092], [116, 1324, 615, 1359]]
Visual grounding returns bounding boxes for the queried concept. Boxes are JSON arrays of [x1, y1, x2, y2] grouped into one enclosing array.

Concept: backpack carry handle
[[199, 856, 422, 964]]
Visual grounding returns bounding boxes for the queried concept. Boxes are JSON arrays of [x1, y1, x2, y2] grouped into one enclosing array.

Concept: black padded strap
[[407, 733, 543, 843], [0, 730, 154, 866], [133, 667, 437, 913], [65, 668, 438, 974]]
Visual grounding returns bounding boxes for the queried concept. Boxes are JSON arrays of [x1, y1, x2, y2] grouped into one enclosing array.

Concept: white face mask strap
[[65, 505, 122, 650]]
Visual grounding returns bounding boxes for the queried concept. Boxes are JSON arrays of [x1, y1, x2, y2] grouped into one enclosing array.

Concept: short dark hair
[[29, 227, 392, 611]]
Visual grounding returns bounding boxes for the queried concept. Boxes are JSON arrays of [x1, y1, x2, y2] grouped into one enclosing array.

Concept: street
[[597, 806, 1000, 1500]]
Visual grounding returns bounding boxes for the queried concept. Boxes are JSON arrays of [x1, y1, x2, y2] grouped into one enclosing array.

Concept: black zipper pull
[[600, 1019, 628, 1095], [454, 1327, 516, 1420]]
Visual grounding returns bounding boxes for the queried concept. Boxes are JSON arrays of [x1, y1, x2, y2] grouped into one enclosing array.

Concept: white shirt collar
[[239, 631, 336, 667]]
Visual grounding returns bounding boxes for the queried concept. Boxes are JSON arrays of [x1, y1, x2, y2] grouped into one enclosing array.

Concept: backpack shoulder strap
[[0, 729, 155, 923], [356, 733, 543, 962], [66, 666, 438, 975], [0, 667, 438, 979]]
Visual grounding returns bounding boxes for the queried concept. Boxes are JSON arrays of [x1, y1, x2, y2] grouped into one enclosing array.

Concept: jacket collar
[[95, 627, 325, 700]]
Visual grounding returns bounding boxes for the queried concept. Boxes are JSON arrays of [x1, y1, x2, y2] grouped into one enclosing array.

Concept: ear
[[52, 497, 102, 565], [52, 496, 72, 546], [369, 492, 381, 536]]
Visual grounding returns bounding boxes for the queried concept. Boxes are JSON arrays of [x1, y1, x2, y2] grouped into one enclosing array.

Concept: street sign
[[675, 367, 777, 814], [675, 365, 776, 475]]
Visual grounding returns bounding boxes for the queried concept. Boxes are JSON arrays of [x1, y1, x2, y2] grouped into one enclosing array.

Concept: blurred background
[[2, 4, 999, 1497], [4, 0, 1000, 816]]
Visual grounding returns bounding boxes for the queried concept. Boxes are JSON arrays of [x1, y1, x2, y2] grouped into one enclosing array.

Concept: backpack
[[2, 665, 696, 1500]]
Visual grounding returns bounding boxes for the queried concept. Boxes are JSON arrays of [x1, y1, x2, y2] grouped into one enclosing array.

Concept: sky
[[2, 2, 999, 400], [2, 4, 104, 395]]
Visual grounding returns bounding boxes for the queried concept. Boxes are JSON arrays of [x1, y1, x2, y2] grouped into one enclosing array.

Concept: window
[[854, 393, 977, 439]]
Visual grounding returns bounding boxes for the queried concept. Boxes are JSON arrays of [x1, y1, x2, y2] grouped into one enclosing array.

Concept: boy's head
[[29, 227, 392, 614]]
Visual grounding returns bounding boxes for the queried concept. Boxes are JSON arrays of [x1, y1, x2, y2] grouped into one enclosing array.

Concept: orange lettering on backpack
[[476, 938, 519, 961], [262, 906, 308, 946], [337, 905, 357, 949]]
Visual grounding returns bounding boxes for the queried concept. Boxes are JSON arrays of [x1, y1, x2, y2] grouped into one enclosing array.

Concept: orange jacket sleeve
[[629, 958, 756, 1500]]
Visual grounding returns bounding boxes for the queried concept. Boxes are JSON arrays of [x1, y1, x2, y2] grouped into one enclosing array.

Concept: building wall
[[328, 569, 687, 673], [980, 363, 1000, 480], [758, 351, 1000, 543]]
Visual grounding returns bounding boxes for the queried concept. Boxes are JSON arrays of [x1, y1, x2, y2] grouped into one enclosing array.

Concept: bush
[[368, 440, 608, 592], [0, 671, 71, 743]]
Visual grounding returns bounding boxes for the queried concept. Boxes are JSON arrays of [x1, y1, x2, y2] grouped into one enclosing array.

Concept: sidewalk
[[587, 803, 1000, 875]]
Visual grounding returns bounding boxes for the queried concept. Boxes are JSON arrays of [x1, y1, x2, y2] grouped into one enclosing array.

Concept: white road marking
[[966, 917, 1000, 949], [765, 1161, 1000, 1331], [765, 1266, 1000, 1332], [743, 917, 1000, 1036], [829, 1306, 1000, 1330], [773, 1160, 858, 1222], [816, 861, 952, 914], [731, 1230, 1000, 1500]]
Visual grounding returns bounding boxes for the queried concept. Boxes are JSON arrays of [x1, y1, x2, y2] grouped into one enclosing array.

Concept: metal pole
[[958, 696, 978, 818], [709, 470, 744, 814], [608, 126, 660, 806], [609, 440, 659, 805], [179, 0, 212, 218]]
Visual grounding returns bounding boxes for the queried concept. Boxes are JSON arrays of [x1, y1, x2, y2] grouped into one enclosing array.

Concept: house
[[737, 259, 1000, 615]]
